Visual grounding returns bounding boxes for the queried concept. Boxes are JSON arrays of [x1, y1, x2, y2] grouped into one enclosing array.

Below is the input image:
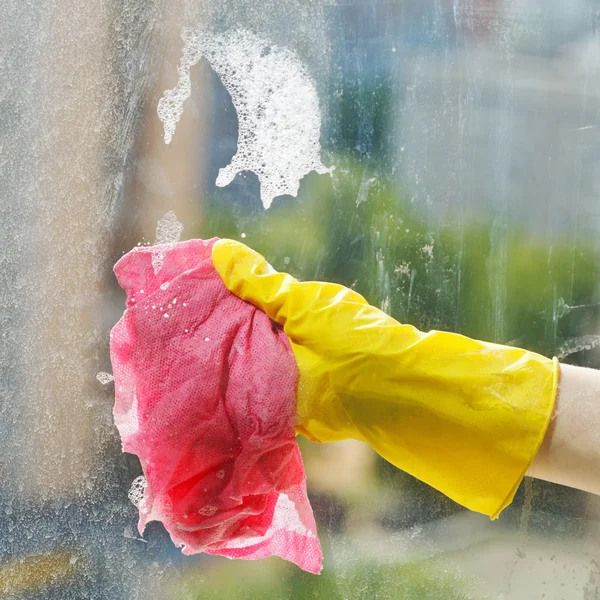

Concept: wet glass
[[2, 0, 600, 598]]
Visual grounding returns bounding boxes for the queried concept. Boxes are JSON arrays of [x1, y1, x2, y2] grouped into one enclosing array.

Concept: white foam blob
[[128, 475, 147, 508], [198, 505, 218, 517], [152, 211, 183, 273], [96, 371, 114, 385], [158, 28, 331, 209], [156, 210, 184, 244]]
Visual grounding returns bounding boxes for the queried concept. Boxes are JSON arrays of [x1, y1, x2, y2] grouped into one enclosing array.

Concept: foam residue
[[152, 211, 183, 273], [557, 335, 600, 359], [128, 475, 147, 508], [96, 372, 114, 385], [155, 210, 183, 244], [158, 28, 331, 209]]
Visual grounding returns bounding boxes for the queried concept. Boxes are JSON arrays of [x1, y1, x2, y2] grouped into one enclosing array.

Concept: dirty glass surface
[[2, 0, 600, 598]]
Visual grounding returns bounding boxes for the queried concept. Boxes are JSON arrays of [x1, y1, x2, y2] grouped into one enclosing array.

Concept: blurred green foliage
[[200, 153, 600, 359], [177, 556, 483, 600]]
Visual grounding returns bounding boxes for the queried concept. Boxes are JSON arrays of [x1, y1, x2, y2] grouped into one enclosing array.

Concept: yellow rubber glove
[[212, 239, 559, 519]]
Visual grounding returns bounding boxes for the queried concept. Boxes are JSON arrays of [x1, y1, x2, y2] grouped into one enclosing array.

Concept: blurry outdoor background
[[2, 0, 600, 598]]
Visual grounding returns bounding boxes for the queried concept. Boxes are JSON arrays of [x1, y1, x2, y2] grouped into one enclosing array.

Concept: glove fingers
[[213, 239, 375, 343], [212, 239, 297, 326]]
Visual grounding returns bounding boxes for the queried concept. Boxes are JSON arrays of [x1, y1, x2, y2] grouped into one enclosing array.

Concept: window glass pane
[[2, 1, 600, 598]]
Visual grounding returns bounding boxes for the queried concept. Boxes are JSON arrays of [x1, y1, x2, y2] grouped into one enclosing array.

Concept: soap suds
[[158, 28, 330, 209], [155, 210, 184, 245], [128, 475, 147, 508], [152, 211, 183, 273], [96, 372, 114, 385]]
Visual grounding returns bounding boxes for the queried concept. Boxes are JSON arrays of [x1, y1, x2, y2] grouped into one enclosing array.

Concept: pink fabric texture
[[110, 238, 322, 574]]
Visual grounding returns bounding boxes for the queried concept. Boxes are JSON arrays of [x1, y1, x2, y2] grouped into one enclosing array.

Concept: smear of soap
[[356, 172, 376, 206], [155, 210, 184, 244], [557, 335, 600, 359], [152, 211, 183, 273], [158, 28, 330, 209], [128, 475, 147, 508], [96, 372, 114, 385]]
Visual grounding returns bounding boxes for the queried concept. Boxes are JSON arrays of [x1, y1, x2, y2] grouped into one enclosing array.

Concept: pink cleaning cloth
[[110, 238, 322, 574]]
